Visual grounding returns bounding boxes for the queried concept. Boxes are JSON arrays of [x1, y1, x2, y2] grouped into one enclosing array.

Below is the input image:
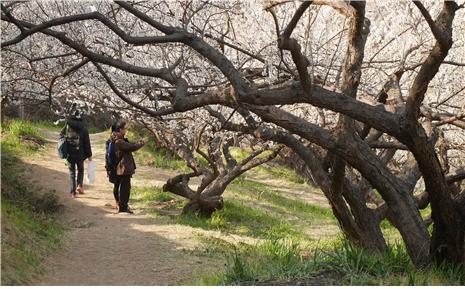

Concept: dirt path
[[21, 129, 334, 285], [23, 131, 220, 285]]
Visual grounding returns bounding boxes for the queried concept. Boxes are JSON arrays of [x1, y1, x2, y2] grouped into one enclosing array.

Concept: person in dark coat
[[111, 121, 146, 214], [60, 109, 92, 198]]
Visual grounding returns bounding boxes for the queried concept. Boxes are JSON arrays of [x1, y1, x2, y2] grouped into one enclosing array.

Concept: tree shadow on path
[[17, 143, 220, 285]]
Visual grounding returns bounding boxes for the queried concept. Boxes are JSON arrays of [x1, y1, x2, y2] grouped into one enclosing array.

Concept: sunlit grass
[[1, 123, 65, 285], [194, 237, 464, 285], [1, 119, 47, 157]]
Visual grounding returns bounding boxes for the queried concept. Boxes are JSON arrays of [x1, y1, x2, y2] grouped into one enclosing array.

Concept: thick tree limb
[[1, 3, 25, 33], [116, 1, 252, 97], [368, 140, 408, 150], [405, 2, 459, 121], [163, 172, 200, 199], [1, 15, 179, 83], [413, 1, 448, 48]]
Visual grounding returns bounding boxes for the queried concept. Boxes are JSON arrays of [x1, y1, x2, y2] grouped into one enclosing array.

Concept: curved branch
[[1, 3, 25, 33], [282, 1, 312, 39], [93, 62, 174, 118], [1, 15, 179, 82], [413, 1, 447, 47], [116, 1, 252, 97], [49, 58, 90, 105], [405, 2, 459, 121]]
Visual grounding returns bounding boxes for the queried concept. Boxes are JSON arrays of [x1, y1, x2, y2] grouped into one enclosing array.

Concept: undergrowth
[[1, 120, 65, 285], [196, 237, 464, 286], [1, 119, 47, 156]]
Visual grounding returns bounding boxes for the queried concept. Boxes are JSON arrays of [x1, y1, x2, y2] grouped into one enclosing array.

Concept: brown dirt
[[23, 131, 221, 285], [20, 129, 336, 285]]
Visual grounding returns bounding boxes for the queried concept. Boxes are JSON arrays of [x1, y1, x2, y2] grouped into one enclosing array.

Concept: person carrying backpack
[[106, 121, 146, 214], [60, 109, 92, 198]]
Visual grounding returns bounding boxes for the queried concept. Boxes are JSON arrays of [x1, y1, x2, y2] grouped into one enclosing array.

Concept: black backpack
[[105, 139, 119, 183], [66, 125, 81, 155]]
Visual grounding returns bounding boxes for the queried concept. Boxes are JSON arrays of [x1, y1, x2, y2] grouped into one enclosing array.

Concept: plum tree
[[2, 0, 464, 267]]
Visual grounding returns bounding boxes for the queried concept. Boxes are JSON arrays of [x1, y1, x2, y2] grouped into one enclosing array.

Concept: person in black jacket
[[60, 109, 92, 198], [107, 121, 146, 214]]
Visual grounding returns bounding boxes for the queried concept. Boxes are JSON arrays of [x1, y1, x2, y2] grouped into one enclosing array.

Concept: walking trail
[[23, 131, 222, 285], [20, 129, 333, 285]]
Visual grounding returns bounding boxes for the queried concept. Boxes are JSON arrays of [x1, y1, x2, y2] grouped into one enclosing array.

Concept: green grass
[[230, 179, 333, 222], [179, 199, 305, 240], [131, 186, 177, 203], [1, 119, 47, 156], [252, 163, 305, 184], [126, 130, 188, 171], [131, 185, 307, 240], [1, 201, 65, 285], [230, 148, 304, 184], [194, 237, 464, 285], [130, 180, 334, 242], [195, 236, 339, 285], [87, 126, 105, 134], [7, 119, 42, 137], [1, 120, 65, 285]]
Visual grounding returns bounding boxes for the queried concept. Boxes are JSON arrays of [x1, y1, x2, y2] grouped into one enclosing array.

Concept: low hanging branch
[[143, 120, 282, 217], [49, 58, 90, 105]]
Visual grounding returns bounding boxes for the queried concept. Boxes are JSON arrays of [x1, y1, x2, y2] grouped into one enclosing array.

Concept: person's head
[[70, 109, 83, 121], [112, 121, 127, 136]]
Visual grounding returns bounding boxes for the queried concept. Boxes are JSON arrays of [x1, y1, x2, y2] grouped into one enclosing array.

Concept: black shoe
[[118, 207, 134, 214]]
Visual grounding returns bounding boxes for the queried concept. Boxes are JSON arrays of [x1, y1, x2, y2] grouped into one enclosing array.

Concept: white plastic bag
[[87, 160, 96, 184]]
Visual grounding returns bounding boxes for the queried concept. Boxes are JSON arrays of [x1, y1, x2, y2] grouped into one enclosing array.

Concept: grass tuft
[[1, 119, 47, 156]]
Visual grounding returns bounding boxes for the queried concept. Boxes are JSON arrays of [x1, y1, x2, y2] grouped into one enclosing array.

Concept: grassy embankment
[[1, 119, 65, 285]]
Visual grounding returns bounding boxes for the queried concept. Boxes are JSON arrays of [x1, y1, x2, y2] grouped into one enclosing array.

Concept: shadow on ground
[[3, 134, 220, 286]]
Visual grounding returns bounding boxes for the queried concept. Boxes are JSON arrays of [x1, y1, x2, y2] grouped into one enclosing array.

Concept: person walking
[[60, 109, 92, 198], [110, 121, 146, 214]]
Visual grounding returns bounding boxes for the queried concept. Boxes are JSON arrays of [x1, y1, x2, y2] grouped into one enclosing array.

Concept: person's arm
[[115, 139, 144, 152], [60, 125, 66, 138]]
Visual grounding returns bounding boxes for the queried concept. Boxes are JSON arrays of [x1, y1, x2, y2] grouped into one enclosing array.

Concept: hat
[[70, 109, 83, 120]]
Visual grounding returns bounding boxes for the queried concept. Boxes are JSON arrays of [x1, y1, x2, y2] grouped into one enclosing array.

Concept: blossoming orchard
[[2, 0, 465, 269]]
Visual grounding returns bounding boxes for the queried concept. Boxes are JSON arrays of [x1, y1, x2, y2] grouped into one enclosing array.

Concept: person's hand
[[140, 138, 148, 146]]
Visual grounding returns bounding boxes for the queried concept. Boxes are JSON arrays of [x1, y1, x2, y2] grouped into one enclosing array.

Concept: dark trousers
[[114, 175, 131, 210], [68, 160, 84, 194]]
